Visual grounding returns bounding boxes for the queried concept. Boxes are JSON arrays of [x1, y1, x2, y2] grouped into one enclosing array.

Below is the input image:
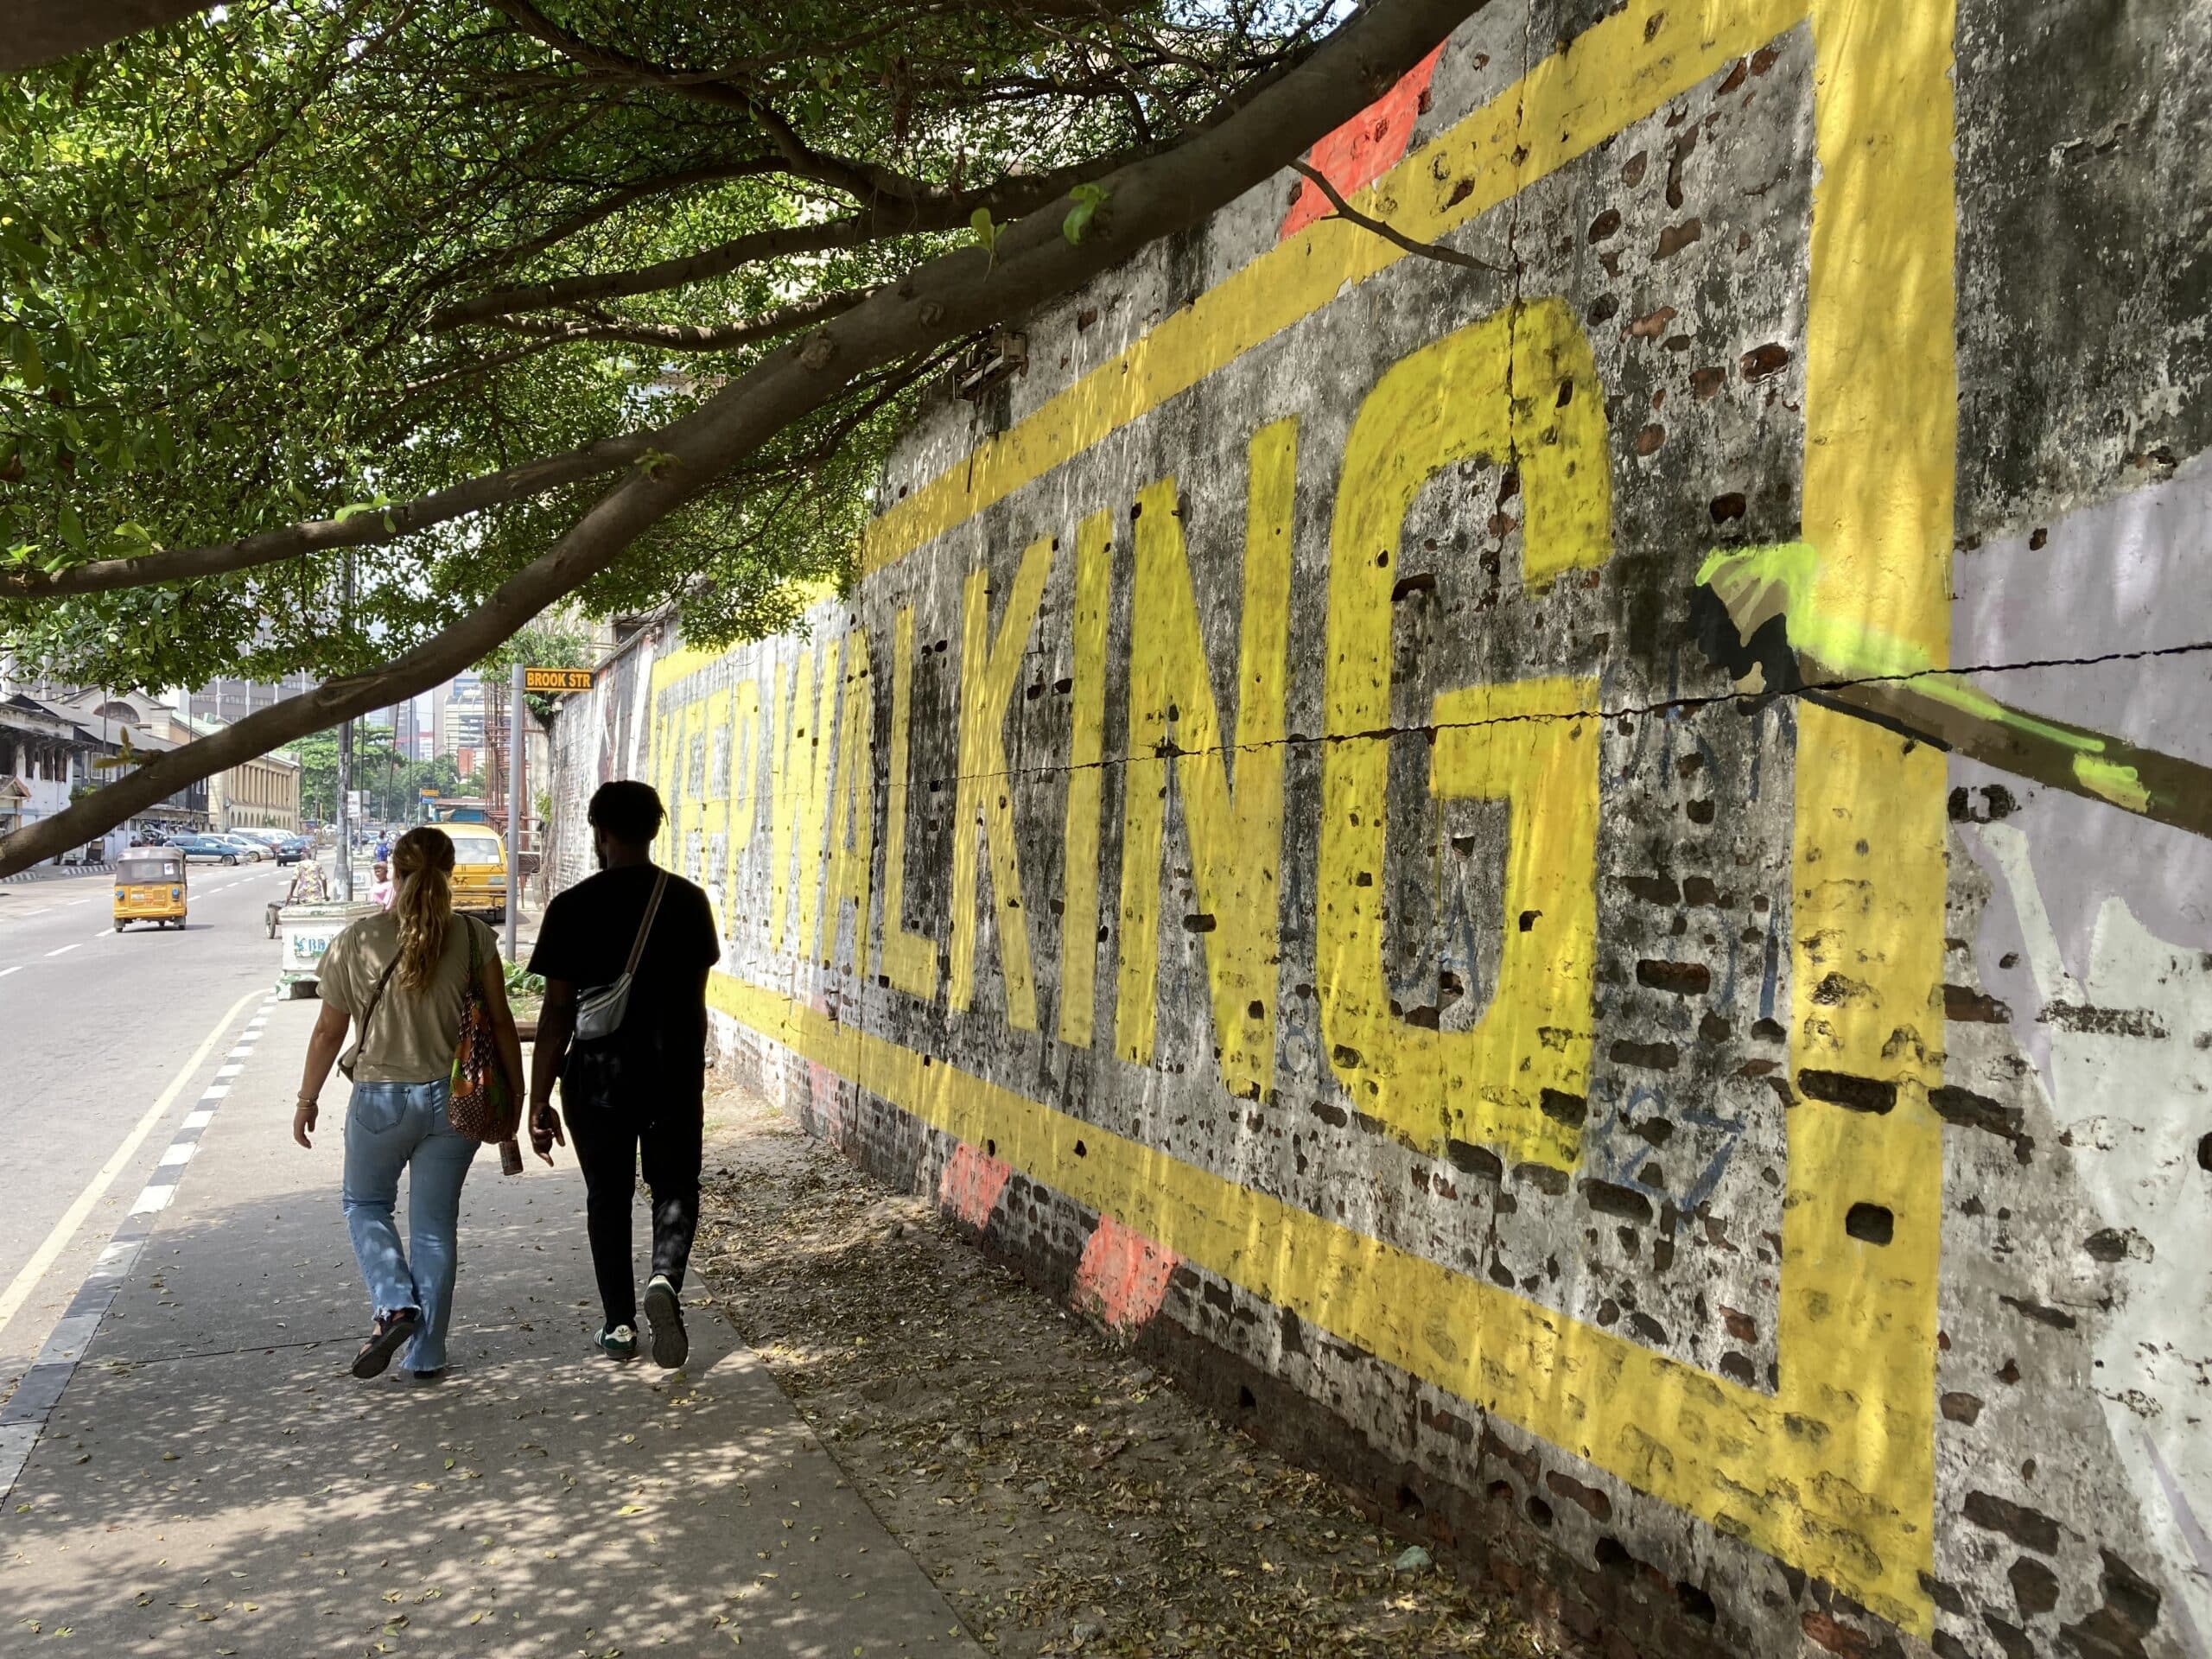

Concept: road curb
[[0, 863, 116, 886]]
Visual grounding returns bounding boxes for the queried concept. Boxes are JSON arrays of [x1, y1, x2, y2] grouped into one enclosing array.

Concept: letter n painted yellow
[[1112, 419, 1295, 1098], [950, 541, 1052, 1029], [1058, 509, 1114, 1047], [823, 629, 875, 973], [767, 643, 838, 955], [724, 677, 760, 925], [1319, 300, 1608, 1165]]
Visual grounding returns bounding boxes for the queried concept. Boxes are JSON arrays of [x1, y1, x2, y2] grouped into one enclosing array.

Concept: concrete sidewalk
[[0, 997, 981, 1658]]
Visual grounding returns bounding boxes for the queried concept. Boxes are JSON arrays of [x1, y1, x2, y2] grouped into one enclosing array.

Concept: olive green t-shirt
[[321, 912, 497, 1084]]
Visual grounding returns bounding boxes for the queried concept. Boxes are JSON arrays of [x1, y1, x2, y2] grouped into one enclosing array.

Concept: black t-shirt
[[529, 864, 721, 1071]]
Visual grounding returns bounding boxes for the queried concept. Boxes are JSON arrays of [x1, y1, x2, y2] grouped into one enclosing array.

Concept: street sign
[[523, 666, 593, 693], [419, 787, 437, 798]]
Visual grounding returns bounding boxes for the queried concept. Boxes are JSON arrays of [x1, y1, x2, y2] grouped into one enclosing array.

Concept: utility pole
[[334, 555, 354, 902], [506, 660, 524, 963]]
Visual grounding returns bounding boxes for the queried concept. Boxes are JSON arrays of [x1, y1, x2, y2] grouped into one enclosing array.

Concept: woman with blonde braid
[[294, 828, 530, 1380]]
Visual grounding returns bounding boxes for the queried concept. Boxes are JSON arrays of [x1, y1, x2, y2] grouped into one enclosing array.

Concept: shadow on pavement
[[0, 1017, 980, 1659]]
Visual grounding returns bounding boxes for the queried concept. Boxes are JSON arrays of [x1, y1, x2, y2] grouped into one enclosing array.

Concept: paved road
[[0, 859, 296, 1408]]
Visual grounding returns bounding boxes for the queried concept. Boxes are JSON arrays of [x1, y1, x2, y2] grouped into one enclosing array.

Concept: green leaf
[[1062, 183, 1110, 246], [10, 328, 44, 391]]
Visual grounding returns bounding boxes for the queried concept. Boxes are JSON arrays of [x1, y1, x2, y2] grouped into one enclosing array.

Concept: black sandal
[[352, 1307, 421, 1379]]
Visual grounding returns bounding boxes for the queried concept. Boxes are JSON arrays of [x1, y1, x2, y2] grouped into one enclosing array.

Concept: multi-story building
[[441, 672, 486, 761], [0, 694, 95, 855], [182, 715, 302, 832], [0, 690, 218, 860], [59, 690, 211, 841], [187, 672, 319, 727]]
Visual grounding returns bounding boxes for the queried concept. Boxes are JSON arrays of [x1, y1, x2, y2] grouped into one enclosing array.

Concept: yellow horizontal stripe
[[859, 0, 1807, 580], [711, 967, 1920, 1628]]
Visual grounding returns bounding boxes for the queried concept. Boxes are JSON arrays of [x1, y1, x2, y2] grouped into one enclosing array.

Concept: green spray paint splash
[[1690, 543, 2212, 837]]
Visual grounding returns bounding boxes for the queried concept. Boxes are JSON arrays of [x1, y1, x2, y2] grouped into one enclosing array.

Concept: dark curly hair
[[588, 779, 665, 846]]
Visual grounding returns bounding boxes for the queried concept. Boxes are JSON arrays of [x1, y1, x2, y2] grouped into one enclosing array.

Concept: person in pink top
[[369, 861, 394, 910]]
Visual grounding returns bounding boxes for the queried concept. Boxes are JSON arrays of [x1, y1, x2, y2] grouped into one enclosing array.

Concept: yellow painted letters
[[1319, 300, 1609, 1165], [949, 539, 1054, 1028], [1057, 510, 1115, 1047], [1111, 420, 1296, 1098], [879, 607, 940, 998], [823, 630, 876, 972]]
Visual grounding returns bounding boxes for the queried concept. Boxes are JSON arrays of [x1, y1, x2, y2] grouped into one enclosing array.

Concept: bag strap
[[622, 868, 670, 978], [355, 952, 400, 1053]]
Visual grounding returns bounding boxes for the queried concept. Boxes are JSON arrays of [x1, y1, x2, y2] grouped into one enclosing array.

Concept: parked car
[[211, 835, 267, 861], [235, 828, 309, 864], [168, 834, 247, 865]]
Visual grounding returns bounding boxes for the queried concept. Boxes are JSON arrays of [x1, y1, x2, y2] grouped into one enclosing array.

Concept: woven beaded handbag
[[448, 921, 520, 1146]]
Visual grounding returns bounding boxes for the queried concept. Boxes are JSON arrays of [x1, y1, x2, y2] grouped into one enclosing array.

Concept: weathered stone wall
[[548, 3, 2212, 1654]]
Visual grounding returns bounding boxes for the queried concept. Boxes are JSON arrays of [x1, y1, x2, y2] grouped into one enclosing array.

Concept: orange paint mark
[[1073, 1215, 1180, 1334], [808, 1055, 845, 1139], [939, 1141, 1012, 1230], [1279, 42, 1448, 239]]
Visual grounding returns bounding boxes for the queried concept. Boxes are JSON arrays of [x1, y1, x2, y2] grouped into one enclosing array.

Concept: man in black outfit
[[527, 781, 721, 1367]]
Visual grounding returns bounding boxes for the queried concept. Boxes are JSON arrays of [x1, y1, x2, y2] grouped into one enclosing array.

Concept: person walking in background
[[294, 827, 531, 1380], [368, 859, 394, 910], [526, 781, 720, 1368]]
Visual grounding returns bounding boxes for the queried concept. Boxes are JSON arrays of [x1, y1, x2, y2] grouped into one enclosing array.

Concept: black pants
[[561, 1046, 702, 1330]]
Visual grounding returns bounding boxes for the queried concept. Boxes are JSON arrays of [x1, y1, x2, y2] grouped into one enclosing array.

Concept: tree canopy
[[0, 0, 1479, 872]]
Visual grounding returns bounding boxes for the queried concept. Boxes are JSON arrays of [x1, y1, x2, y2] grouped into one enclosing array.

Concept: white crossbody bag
[[573, 868, 669, 1042]]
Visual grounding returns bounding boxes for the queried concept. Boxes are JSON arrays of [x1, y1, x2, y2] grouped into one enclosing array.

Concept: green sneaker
[[594, 1323, 638, 1360]]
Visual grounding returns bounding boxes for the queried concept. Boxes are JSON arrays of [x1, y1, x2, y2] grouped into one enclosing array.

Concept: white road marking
[[181, 1109, 214, 1130], [44, 944, 79, 957], [215, 1064, 242, 1079], [156, 1143, 195, 1167], [127, 1185, 175, 1216], [0, 966, 19, 979], [200, 1084, 229, 1099], [0, 986, 264, 1346]]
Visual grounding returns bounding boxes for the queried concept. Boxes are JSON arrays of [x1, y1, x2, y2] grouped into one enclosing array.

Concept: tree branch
[[470, 288, 870, 353], [478, 0, 931, 203], [397, 335, 572, 400], [427, 151, 1129, 330], [1287, 157, 1510, 273], [1, 0, 221, 71], [441, 156, 790, 283], [0, 434, 654, 601], [428, 18, 1341, 332], [1, 0, 1488, 874]]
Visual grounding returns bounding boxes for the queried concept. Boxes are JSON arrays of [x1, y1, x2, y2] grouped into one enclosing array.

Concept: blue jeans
[[341, 1079, 478, 1372]]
